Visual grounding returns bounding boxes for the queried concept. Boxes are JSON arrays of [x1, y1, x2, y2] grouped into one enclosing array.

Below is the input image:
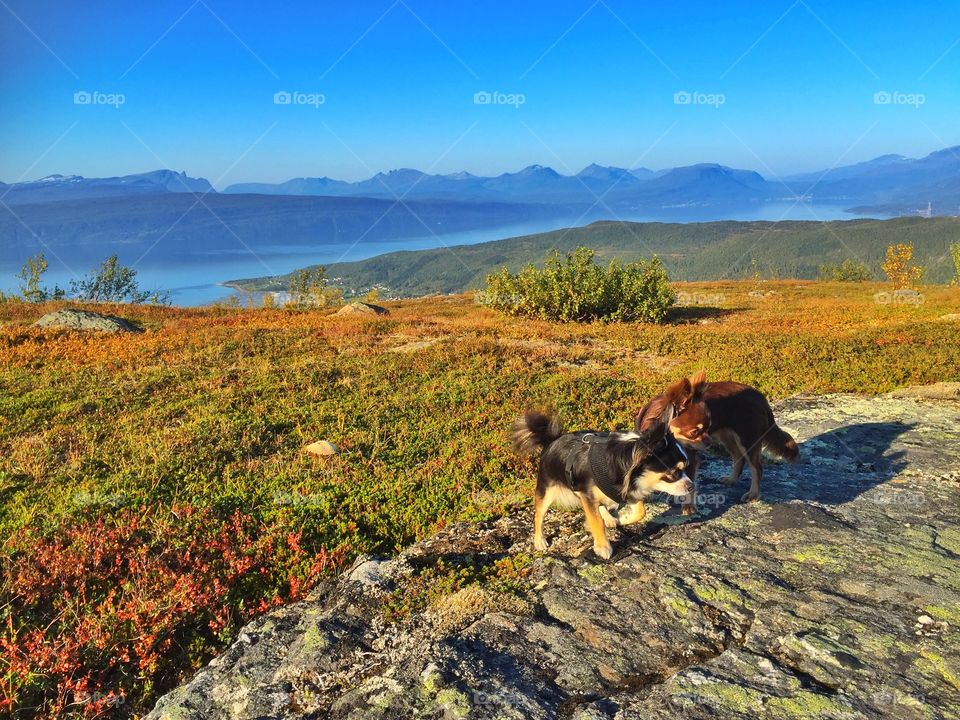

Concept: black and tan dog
[[512, 409, 692, 559]]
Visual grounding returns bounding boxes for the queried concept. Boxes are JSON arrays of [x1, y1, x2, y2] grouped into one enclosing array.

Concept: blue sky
[[1, 0, 958, 187]]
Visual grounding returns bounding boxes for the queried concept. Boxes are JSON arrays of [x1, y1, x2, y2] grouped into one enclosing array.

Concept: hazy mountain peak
[[868, 154, 908, 164], [1, 169, 213, 203], [922, 146, 960, 162], [28, 174, 83, 184], [663, 163, 764, 181], [576, 163, 630, 178], [516, 164, 559, 177], [376, 168, 426, 178], [578, 162, 608, 173]]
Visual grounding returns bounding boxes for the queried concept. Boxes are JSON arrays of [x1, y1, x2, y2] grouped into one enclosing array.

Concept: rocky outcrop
[[148, 392, 960, 720], [303, 441, 340, 457], [34, 308, 142, 333], [336, 302, 390, 317]]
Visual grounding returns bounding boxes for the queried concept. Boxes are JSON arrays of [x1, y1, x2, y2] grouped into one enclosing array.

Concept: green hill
[[228, 217, 960, 297]]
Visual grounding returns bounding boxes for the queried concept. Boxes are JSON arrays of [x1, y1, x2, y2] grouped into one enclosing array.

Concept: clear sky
[[1, 0, 958, 188]]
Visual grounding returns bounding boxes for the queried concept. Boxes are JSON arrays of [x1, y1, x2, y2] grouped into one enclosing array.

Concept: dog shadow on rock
[[623, 421, 914, 539]]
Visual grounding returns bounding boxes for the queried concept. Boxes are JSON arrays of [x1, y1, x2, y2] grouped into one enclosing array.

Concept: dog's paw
[[533, 536, 549, 552], [740, 490, 760, 502], [593, 543, 613, 560], [599, 506, 618, 528], [681, 504, 696, 517], [618, 503, 645, 526]]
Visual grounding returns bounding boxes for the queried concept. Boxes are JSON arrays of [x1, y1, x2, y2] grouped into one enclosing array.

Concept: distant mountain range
[[784, 147, 960, 213], [220, 148, 960, 214], [224, 163, 661, 204], [222, 162, 784, 208], [0, 170, 213, 205], [2, 148, 958, 282], [3, 146, 959, 215]]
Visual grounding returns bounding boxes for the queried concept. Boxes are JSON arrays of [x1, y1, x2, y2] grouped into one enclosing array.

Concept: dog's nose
[[681, 476, 694, 494], [700, 433, 711, 448]]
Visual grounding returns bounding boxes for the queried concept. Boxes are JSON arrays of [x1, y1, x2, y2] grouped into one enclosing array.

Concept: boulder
[[34, 308, 142, 334], [147, 390, 960, 720], [335, 302, 389, 317], [303, 440, 339, 457]]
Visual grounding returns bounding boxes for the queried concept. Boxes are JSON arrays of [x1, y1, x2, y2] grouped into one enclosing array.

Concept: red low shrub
[[1, 505, 347, 718]]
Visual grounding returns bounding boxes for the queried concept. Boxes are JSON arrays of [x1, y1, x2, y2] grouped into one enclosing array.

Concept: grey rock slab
[[34, 308, 143, 333]]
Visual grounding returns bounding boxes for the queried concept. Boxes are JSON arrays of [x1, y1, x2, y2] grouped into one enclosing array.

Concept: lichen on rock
[[34, 308, 142, 333]]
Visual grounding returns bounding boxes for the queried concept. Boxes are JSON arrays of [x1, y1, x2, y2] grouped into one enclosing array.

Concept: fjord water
[[0, 203, 875, 306]]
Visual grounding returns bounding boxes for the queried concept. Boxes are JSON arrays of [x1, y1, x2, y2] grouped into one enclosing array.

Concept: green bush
[[818, 259, 873, 282], [71, 254, 170, 304], [18, 252, 65, 302], [286, 266, 343, 308], [479, 246, 674, 323]]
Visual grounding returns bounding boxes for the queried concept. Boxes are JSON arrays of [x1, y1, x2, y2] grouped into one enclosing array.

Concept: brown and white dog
[[636, 372, 799, 512], [635, 371, 711, 515]]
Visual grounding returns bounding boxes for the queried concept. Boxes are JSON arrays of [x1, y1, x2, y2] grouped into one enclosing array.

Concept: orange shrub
[[881, 243, 924, 289]]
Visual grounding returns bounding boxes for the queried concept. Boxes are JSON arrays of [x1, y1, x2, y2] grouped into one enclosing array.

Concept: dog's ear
[[665, 377, 693, 411], [638, 403, 674, 446], [689, 370, 709, 400], [658, 402, 675, 429], [634, 400, 652, 432], [636, 421, 660, 447]]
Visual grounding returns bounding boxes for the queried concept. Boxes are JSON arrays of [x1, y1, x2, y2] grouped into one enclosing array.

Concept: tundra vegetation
[[818, 259, 873, 282], [1, 276, 959, 718]]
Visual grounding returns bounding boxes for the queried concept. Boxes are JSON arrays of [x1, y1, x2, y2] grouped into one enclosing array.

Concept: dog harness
[[565, 433, 627, 504]]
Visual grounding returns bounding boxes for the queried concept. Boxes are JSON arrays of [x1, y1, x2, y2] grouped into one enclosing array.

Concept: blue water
[[0, 203, 879, 306]]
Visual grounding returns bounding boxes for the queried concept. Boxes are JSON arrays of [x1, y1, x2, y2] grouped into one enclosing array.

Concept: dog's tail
[[511, 411, 563, 455], [763, 418, 799, 461]]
